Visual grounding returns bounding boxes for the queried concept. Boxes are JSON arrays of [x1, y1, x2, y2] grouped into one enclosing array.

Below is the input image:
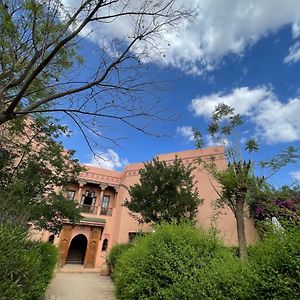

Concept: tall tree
[[0, 0, 193, 150], [0, 116, 82, 233], [124, 156, 203, 224], [194, 104, 299, 259]]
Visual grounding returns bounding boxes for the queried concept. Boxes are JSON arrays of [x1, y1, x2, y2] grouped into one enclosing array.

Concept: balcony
[[79, 204, 98, 214], [79, 204, 113, 216], [100, 207, 113, 216]]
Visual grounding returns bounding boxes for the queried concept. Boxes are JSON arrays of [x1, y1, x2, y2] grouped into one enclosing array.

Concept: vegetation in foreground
[[0, 224, 58, 300], [112, 223, 300, 300]]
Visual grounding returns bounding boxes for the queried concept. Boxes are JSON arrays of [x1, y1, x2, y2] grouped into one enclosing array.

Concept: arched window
[[101, 239, 108, 251], [48, 234, 55, 244]]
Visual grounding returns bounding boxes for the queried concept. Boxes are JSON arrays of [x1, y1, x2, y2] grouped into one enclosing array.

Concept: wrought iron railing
[[79, 204, 98, 214], [100, 207, 113, 216]]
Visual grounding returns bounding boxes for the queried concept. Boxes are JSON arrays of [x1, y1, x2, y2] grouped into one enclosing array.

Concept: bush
[[0, 224, 58, 299], [196, 254, 258, 299], [248, 228, 300, 300], [114, 224, 300, 300], [114, 223, 229, 300], [108, 243, 133, 279], [29, 242, 58, 299]]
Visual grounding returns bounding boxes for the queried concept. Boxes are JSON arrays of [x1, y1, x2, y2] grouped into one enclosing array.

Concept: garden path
[[44, 272, 116, 300]]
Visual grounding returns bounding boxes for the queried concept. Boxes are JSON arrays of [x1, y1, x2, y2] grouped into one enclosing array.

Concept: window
[[128, 232, 139, 242], [66, 190, 76, 200], [81, 190, 96, 206], [101, 195, 110, 215], [48, 234, 55, 244], [101, 239, 108, 251]]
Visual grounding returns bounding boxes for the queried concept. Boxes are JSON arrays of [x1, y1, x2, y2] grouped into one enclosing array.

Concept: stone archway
[[66, 234, 88, 265]]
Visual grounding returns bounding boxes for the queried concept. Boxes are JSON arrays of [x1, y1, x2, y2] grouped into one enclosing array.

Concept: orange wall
[[48, 146, 257, 267]]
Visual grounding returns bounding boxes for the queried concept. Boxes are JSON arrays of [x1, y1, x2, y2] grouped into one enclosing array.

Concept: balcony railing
[[100, 207, 113, 216], [79, 204, 113, 216], [79, 204, 98, 215]]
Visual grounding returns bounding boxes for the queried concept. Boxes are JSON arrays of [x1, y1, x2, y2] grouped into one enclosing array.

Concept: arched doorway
[[66, 234, 88, 265]]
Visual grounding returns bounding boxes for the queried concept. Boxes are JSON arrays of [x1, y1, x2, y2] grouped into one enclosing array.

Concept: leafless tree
[[0, 0, 194, 151]]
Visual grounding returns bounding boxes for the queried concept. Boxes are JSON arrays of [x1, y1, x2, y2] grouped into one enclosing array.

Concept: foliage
[[248, 228, 300, 299], [195, 254, 257, 299], [0, 0, 193, 147], [194, 103, 299, 259], [124, 157, 203, 224], [29, 241, 58, 299], [114, 223, 228, 300], [0, 224, 58, 300], [108, 243, 133, 279], [114, 223, 300, 300], [0, 117, 82, 233], [250, 185, 300, 230]]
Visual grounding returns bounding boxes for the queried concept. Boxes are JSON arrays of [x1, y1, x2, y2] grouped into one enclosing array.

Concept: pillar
[[84, 227, 103, 268], [57, 224, 73, 267]]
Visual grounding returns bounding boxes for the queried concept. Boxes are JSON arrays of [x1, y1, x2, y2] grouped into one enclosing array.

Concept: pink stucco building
[[40, 146, 256, 268]]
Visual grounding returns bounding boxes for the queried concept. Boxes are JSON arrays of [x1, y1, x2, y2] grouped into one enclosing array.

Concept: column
[[97, 184, 107, 215], [77, 181, 86, 204], [84, 226, 103, 268]]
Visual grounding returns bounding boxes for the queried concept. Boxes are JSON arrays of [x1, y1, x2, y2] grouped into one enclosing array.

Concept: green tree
[[0, 0, 193, 149], [194, 103, 299, 259], [124, 156, 203, 224], [0, 116, 82, 233]]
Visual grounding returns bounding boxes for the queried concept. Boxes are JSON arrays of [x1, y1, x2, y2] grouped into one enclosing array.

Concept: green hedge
[[0, 224, 58, 299], [108, 243, 133, 279], [114, 224, 300, 300], [249, 228, 300, 299], [114, 223, 229, 299]]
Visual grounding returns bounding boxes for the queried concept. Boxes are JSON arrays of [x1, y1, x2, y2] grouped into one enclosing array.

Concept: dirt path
[[44, 273, 116, 300]]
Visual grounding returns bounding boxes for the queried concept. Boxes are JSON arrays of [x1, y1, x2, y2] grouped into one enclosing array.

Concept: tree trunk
[[0, 111, 10, 125], [235, 196, 247, 260]]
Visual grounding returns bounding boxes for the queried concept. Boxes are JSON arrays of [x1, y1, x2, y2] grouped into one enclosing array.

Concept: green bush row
[[0, 224, 58, 300], [108, 243, 133, 280], [113, 223, 300, 300]]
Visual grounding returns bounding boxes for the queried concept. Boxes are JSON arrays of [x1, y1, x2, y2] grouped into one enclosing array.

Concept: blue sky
[[59, 0, 300, 187]]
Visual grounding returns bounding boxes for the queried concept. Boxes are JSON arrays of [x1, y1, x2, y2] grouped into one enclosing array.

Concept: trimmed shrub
[[29, 242, 58, 299], [108, 243, 133, 279], [249, 228, 300, 300], [196, 254, 258, 299], [0, 224, 58, 299], [114, 223, 229, 300]]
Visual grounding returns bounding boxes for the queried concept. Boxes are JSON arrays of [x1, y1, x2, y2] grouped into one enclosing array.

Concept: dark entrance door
[[66, 234, 88, 265]]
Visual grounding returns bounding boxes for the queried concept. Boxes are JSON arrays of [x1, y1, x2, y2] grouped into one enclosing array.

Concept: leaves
[[124, 156, 203, 224], [259, 146, 300, 172], [0, 116, 82, 233], [245, 138, 259, 153]]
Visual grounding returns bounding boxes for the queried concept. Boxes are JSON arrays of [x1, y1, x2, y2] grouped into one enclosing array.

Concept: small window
[[101, 239, 108, 251], [128, 232, 139, 242], [66, 190, 76, 200], [48, 234, 55, 244], [81, 190, 96, 206], [101, 195, 110, 215]]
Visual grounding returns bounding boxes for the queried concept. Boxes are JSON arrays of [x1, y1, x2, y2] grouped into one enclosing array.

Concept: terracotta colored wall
[[42, 146, 257, 268]]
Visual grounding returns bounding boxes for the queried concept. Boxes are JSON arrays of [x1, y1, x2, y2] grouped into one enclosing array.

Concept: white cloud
[[62, 0, 300, 73], [254, 97, 300, 143], [189, 86, 300, 144], [88, 149, 129, 170], [190, 86, 274, 118], [284, 42, 300, 64], [290, 171, 300, 181], [177, 126, 194, 142], [205, 135, 229, 148], [292, 22, 300, 38]]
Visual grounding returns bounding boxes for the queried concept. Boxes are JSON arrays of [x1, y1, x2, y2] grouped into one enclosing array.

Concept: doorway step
[[66, 250, 83, 264], [59, 264, 101, 273]]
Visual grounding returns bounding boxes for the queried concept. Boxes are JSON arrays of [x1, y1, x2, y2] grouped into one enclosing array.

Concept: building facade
[[40, 146, 257, 268]]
